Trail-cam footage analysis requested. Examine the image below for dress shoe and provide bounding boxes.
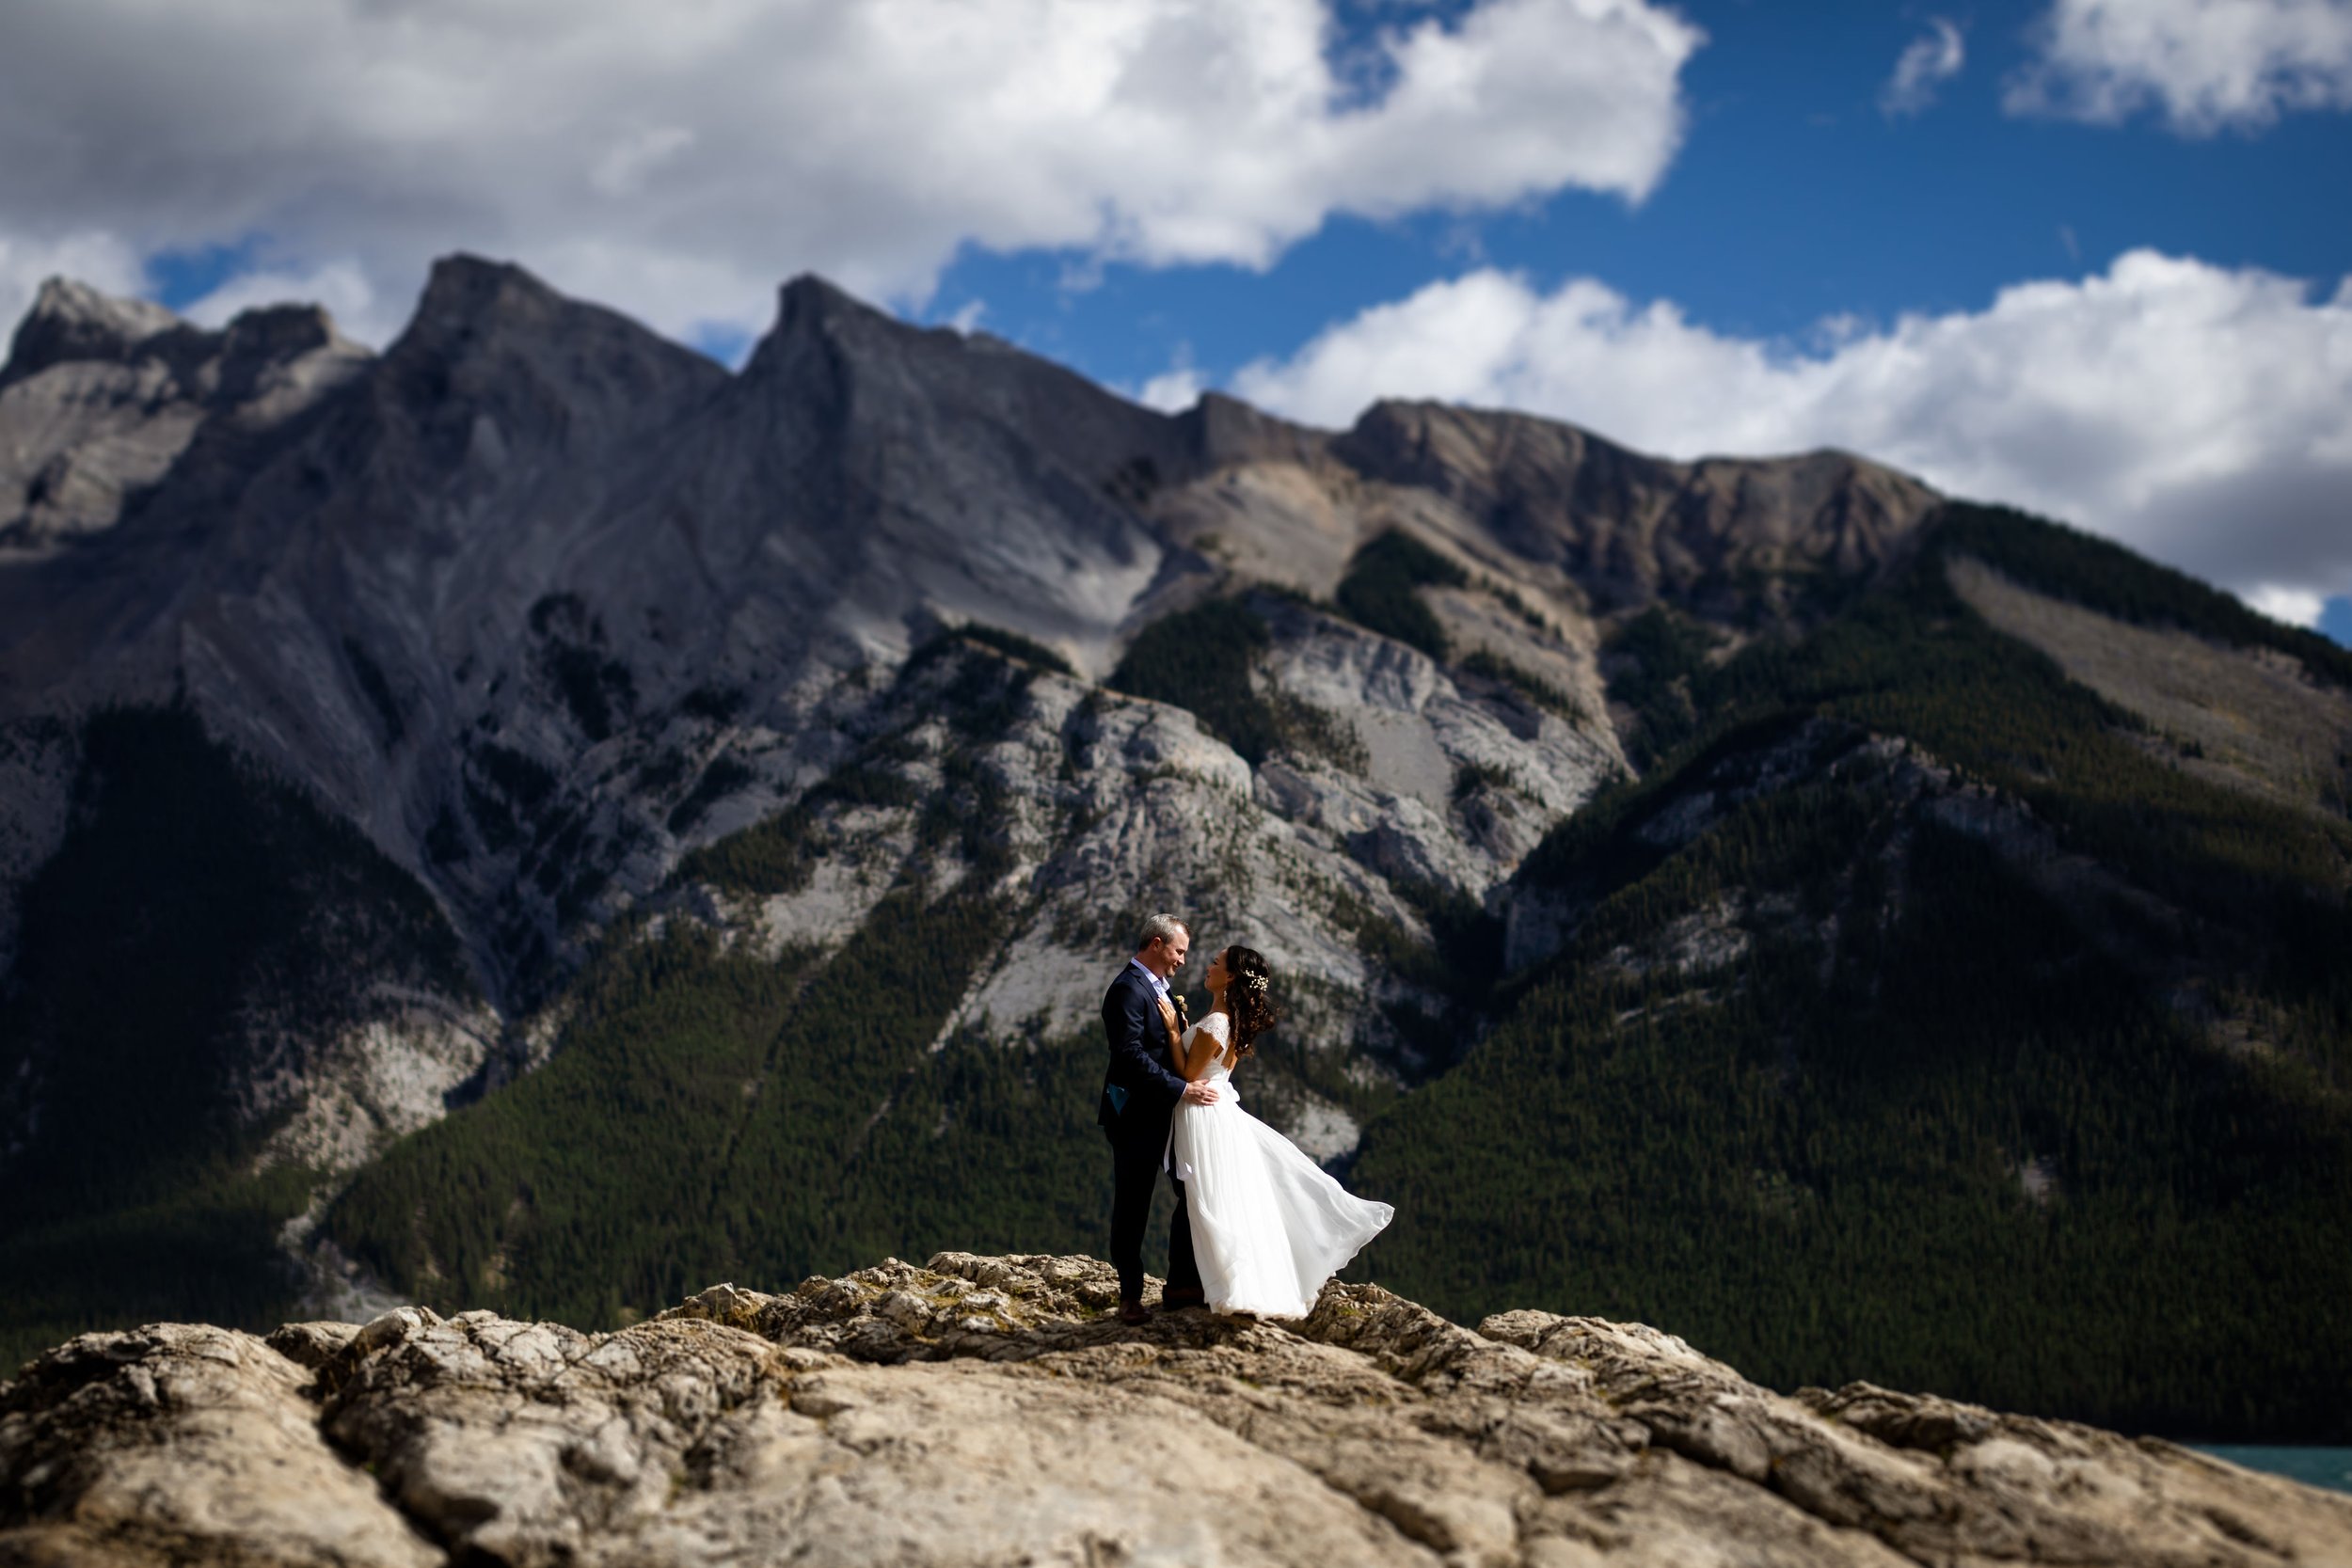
[1159,1287,1206,1309]
[1117,1298,1152,1325]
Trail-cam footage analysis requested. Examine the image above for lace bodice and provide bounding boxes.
[1183,1010,1236,1082]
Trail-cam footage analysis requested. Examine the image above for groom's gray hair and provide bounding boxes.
[1136,912,1189,951]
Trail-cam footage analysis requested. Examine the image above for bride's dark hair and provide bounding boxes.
[1224,944,1280,1057]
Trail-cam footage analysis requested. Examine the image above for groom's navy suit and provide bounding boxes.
[1099,961,1202,1304]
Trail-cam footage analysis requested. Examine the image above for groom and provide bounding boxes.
[1098,912,1222,1324]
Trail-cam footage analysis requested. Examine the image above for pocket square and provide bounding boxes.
[1104,1084,1128,1115]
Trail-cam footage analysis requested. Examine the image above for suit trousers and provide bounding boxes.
[1106,1124,1200,1303]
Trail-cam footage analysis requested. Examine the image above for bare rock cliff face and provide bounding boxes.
[1331,400,1938,611]
[2,1253,2344,1568]
[0,260,1939,1011]
[0,278,371,558]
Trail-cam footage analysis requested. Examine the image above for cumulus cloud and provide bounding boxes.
[2247,586,2329,626]
[0,0,1702,348]
[1881,18,1966,117]
[181,259,394,345]
[1137,359,1208,414]
[1225,250,2352,623]
[2007,0,2352,134]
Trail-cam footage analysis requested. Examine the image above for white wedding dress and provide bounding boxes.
[1166,1010,1394,1319]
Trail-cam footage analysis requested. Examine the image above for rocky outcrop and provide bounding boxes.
[2,1253,2344,1567]
[0,1322,440,1567]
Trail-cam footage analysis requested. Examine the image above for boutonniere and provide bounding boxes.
[1173,992,1191,1027]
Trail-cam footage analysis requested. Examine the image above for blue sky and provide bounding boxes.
[924,0,2352,642]
[5,0,2347,641]
[132,0,2352,384]
[918,1,2352,389]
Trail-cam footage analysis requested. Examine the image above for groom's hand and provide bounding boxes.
[1182,1080,1220,1106]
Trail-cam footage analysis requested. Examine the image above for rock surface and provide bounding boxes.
[0,277,369,556]
[3,1253,2344,1567]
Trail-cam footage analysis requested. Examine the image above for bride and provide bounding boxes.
[1166,943,1394,1319]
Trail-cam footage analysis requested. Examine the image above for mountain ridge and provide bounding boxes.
[0,254,1936,1006]
[1,258,2345,1440]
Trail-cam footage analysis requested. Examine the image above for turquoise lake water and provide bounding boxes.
[2191,1447,2352,1496]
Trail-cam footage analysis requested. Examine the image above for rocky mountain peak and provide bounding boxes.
[211,303,369,406]
[1,277,365,404]
[1175,388,1330,469]
[743,270,928,380]
[0,277,187,388]
[381,254,705,394]
[733,272,862,408]
[1336,397,1670,506]
[0,281,374,559]
[402,253,563,340]
[216,299,350,364]
[377,253,723,419]
[739,268,1197,496]
[772,270,871,335]
[358,254,728,489]
[1328,396,1938,614]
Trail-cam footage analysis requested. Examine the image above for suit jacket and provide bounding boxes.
[1098,964,1190,1150]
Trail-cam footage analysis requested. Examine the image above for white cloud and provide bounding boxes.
[1137,361,1207,413]
[2246,585,2328,627]
[0,0,1702,348]
[1226,250,2352,613]
[2007,0,2352,134]
[1881,18,1966,117]
[181,259,394,346]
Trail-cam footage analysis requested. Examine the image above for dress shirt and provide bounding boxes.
[1127,956,1171,1006]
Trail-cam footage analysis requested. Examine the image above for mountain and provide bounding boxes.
[1359,511,2352,1437]
[0,259,2345,1440]
[6,1253,2349,1568]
